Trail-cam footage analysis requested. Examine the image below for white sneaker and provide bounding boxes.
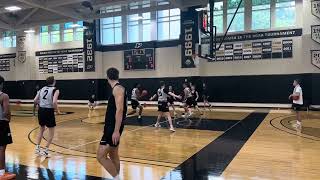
[292,123,302,129]
[169,127,176,132]
[41,149,50,158]
[155,123,161,128]
[35,147,41,155]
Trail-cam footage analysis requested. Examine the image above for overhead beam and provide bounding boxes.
[17,0,83,20]
[0,18,12,30]
[168,0,183,8]
[86,4,173,20]
[16,8,39,25]
[15,18,74,30]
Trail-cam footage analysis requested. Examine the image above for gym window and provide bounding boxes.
[252,0,271,30]
[100,5,123,45]
[227,0,245,32]
[2,31,16,48]
[157,8,181,41]
[63,21,84,42]
[64,22,74,42]
[50,24,60,43]
[214,1,224,34]
[40,26,49,45]
[127,1,152,43]
[275,0,296,28]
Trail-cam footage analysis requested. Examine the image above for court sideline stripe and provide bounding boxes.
[161,111,269,179]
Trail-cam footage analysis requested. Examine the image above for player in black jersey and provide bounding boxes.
[167,86,177,117]
[202,82,212,110]
[0,76,16,179]
[150,81,181,132]
[88,94,97,110]
[191,84,202,114]
[97,68,127,180]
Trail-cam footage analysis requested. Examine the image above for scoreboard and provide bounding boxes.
[124,47,155,70]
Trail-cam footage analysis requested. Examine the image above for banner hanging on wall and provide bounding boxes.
[311,50,320,69]
[311,25,320,44]
[181,8,198,68]
[83,21,95,72]
[312,0,320,19]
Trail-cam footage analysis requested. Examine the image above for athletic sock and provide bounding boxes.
[138,115,141,118]
[0,169,5,176]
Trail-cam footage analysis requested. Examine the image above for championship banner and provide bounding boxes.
[17,36,26,63]
[311,25,320,44]
[311,0,320,19]
[181,8,198,68]
[311,50,320,69]
[83,21,95,72]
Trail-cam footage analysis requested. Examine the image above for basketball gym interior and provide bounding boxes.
[0,0,319,179]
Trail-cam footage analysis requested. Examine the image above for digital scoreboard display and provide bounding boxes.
[124,48,155,70]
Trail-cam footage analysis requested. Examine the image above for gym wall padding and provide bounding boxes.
[4,73,319,105]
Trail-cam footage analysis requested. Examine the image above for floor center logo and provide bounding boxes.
[311,50,320,69]
[312,0,320,19]
[312,25,320,44]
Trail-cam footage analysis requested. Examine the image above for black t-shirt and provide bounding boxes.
[105,83,127,126]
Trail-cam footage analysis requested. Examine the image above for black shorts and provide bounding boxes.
[131,99,140,109]
[158,101,169,112]
[38,107,56,128]
[292,103,303,111]
[202,94,209,101]
[0,121,12,146]
[191,99,198,107]
[100,124,125,147]
[185,97,194,107]
[168,98,174,105]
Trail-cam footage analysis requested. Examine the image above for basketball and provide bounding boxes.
[141,90,148,96]
[292,95,299,101]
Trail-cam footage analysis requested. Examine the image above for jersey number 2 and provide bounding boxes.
[43,90,49,100]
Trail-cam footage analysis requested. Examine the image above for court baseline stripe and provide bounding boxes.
[161,111,269,179]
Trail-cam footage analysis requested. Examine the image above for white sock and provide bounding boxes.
[113,175,120,180]
[138,115,141,118]
[0,169,5,176]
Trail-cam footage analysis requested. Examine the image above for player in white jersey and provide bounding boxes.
[150,81,181,132]
[33,76,60,157]
[128,83,143,120]
[289,79,303,129]
[0,76,16,180]
[182,82,194,118]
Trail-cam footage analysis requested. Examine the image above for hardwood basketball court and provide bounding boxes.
[5,105,320,179]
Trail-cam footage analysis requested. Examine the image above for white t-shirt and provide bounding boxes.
[293,85,303,105]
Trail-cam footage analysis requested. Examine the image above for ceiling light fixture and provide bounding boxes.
[5,6,22,12]
[24,29,35,33]
[69,24,81,28]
